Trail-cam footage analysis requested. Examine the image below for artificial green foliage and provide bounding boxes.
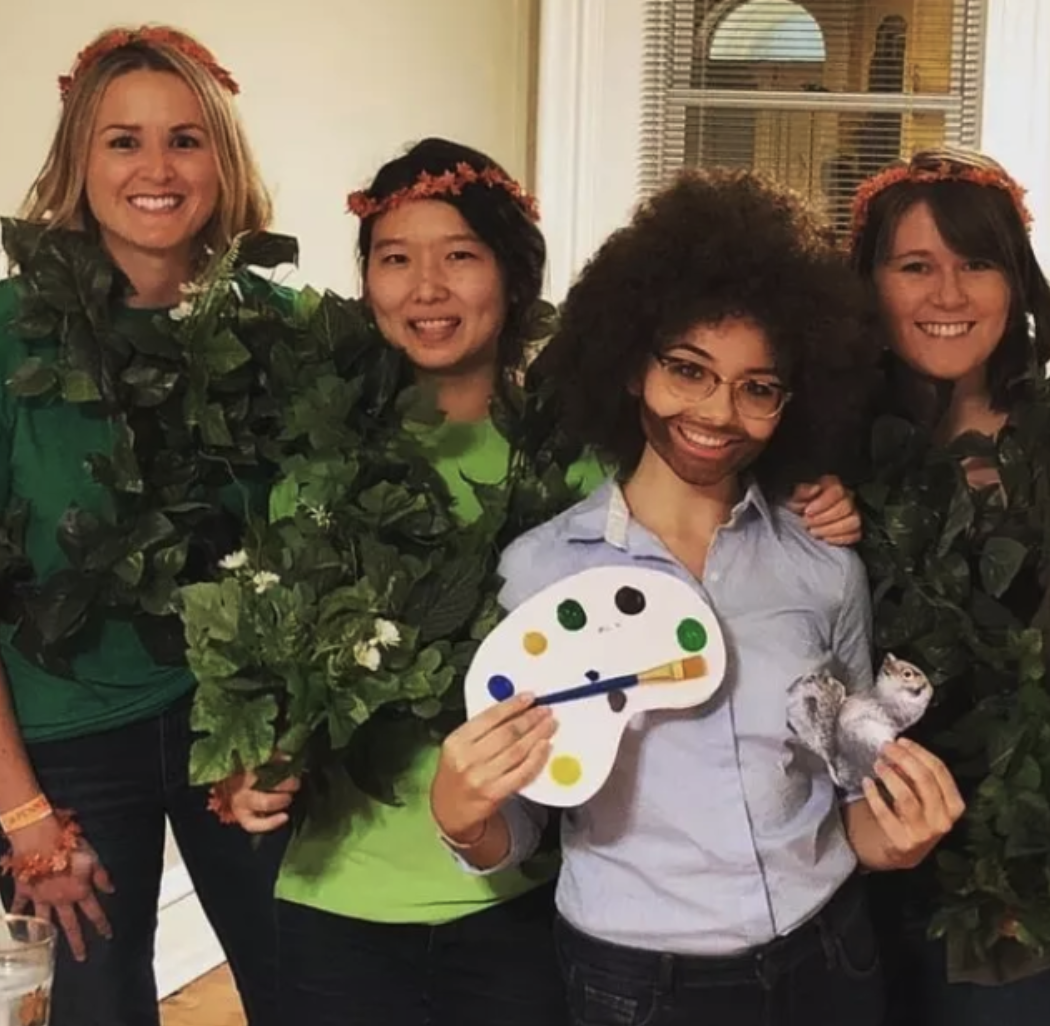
[0,219,298,674]
[180,284,583,801]
[860,383,1050,974]
[1,218,582,802]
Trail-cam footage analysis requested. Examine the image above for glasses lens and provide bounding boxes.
[735,382,785,419]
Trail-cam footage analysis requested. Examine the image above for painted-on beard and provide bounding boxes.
[639,401,767,489]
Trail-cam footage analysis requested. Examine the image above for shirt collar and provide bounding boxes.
[564,477,778,551]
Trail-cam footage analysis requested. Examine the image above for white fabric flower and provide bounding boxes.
[219,549,249,571]
[353,641,381,672]
[252,571,280,594]
[169,299,194,322]
[373,619,401,648]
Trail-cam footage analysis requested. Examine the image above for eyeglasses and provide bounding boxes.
[652,354,791,420]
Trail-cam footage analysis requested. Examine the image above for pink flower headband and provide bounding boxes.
[852,147,1032,242]
[347,162,540,222]
[59,26,239,102]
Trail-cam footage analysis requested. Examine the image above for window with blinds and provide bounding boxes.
[640,0,986,234]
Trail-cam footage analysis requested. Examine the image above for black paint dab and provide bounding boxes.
[614,586,646,616]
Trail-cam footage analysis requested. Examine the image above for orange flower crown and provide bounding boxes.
[58,26,239,102]
[347,162,540,223]
[851,147,1033,242]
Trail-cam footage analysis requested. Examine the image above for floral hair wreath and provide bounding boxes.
[58,26,240,102]
[851,146,1033,242]
[347,162,541,223]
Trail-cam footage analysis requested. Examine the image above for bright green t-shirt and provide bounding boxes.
[0,275,285,743]
[276,417,605,924]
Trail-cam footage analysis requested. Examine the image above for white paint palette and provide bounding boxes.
[465,566,727,806]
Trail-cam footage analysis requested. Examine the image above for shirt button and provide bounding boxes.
[708,571,720,582]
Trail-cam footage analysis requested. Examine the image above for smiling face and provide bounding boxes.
[638,316,785,490]
[85,69,219,278]
[363,199,507,376]
[874,201,1011,386]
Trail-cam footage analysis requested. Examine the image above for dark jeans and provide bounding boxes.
[277,882,569,1025]
[878,918,1050,1026]
[554,876,885,1026]
[0,692,287,1026]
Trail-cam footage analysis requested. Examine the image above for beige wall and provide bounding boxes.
[0,0,537,293]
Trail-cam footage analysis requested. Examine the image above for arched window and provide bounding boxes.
[709,0,826,63]
[642,0,986,239]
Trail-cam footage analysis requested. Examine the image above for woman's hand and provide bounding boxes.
[8,816,114,962]
[787,475,862,546]
[431,694,555,848]
[845,738,965,871]
[225,768,301,834]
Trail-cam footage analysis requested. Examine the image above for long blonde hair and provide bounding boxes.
[20,26,272,255]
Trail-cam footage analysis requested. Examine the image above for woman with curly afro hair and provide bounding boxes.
[431,169,963,1026]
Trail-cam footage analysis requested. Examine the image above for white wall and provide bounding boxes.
[0,0,537,293]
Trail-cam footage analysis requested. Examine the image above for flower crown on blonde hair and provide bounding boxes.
[58,26,240,102]
[851,146,1033,242]
[346,162,540,223]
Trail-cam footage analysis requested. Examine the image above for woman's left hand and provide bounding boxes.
[849,739,966,871]
[787,474,861,546]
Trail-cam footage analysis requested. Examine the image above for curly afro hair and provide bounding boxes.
[532,168,882,498]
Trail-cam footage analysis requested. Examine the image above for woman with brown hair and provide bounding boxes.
[851,148,1050,1025]
[0,26,284,1026]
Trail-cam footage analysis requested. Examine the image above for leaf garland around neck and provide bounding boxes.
[181,296,590,809]
[0,218,300,675]
[858,365,1050,975]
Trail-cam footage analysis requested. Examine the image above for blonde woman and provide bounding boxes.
[0,26,284,1026]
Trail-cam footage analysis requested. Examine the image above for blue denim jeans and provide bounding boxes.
[277,882,569,1025]
[554,875,885,1026]
[1,692,287,1026]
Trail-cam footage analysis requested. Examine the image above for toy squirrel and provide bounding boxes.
[787,653,933,794]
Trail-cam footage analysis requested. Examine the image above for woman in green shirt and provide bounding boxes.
[0,26,285,1026]
[226,138,865,1026]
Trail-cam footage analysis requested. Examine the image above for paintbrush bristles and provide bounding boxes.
[638,655,706,684]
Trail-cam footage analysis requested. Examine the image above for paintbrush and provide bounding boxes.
[534,655,707,707]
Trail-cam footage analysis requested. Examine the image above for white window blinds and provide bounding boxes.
[640,0,987,233]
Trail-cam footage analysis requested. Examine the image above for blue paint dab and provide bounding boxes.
[488,675,515,701]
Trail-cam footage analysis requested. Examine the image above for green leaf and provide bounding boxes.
[404,557,487,642]
[60,368,102,403]
[237,232,299,271]
[938,480,974,555]
[121,364,179,407]
[979,537,1027,598]
[188,690,278,783]
[181,580,242,644]
[113,550,145,587]
[153,538,189,577]
[28,569,99,645]
[7,357,58,397]
[268,476,300,523]
[199,329,251,377]
[200,403,234,447]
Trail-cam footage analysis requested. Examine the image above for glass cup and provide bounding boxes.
[0,916,55,1026]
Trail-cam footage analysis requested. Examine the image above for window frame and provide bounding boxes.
[536,0,1050,295]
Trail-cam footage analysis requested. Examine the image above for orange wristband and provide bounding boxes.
[0,795,54,835]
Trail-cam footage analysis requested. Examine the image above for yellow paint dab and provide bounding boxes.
[523,631,548,656]
[550,754,583,787]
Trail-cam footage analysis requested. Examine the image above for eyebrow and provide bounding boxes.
[886,249,935,261]
[372,232,482,252]
[664,343,779,377]
[99,122,207,134]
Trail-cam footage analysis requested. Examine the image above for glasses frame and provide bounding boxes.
[651,353,792,420]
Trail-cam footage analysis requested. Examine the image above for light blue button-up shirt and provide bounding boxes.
[486,480,872,956]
